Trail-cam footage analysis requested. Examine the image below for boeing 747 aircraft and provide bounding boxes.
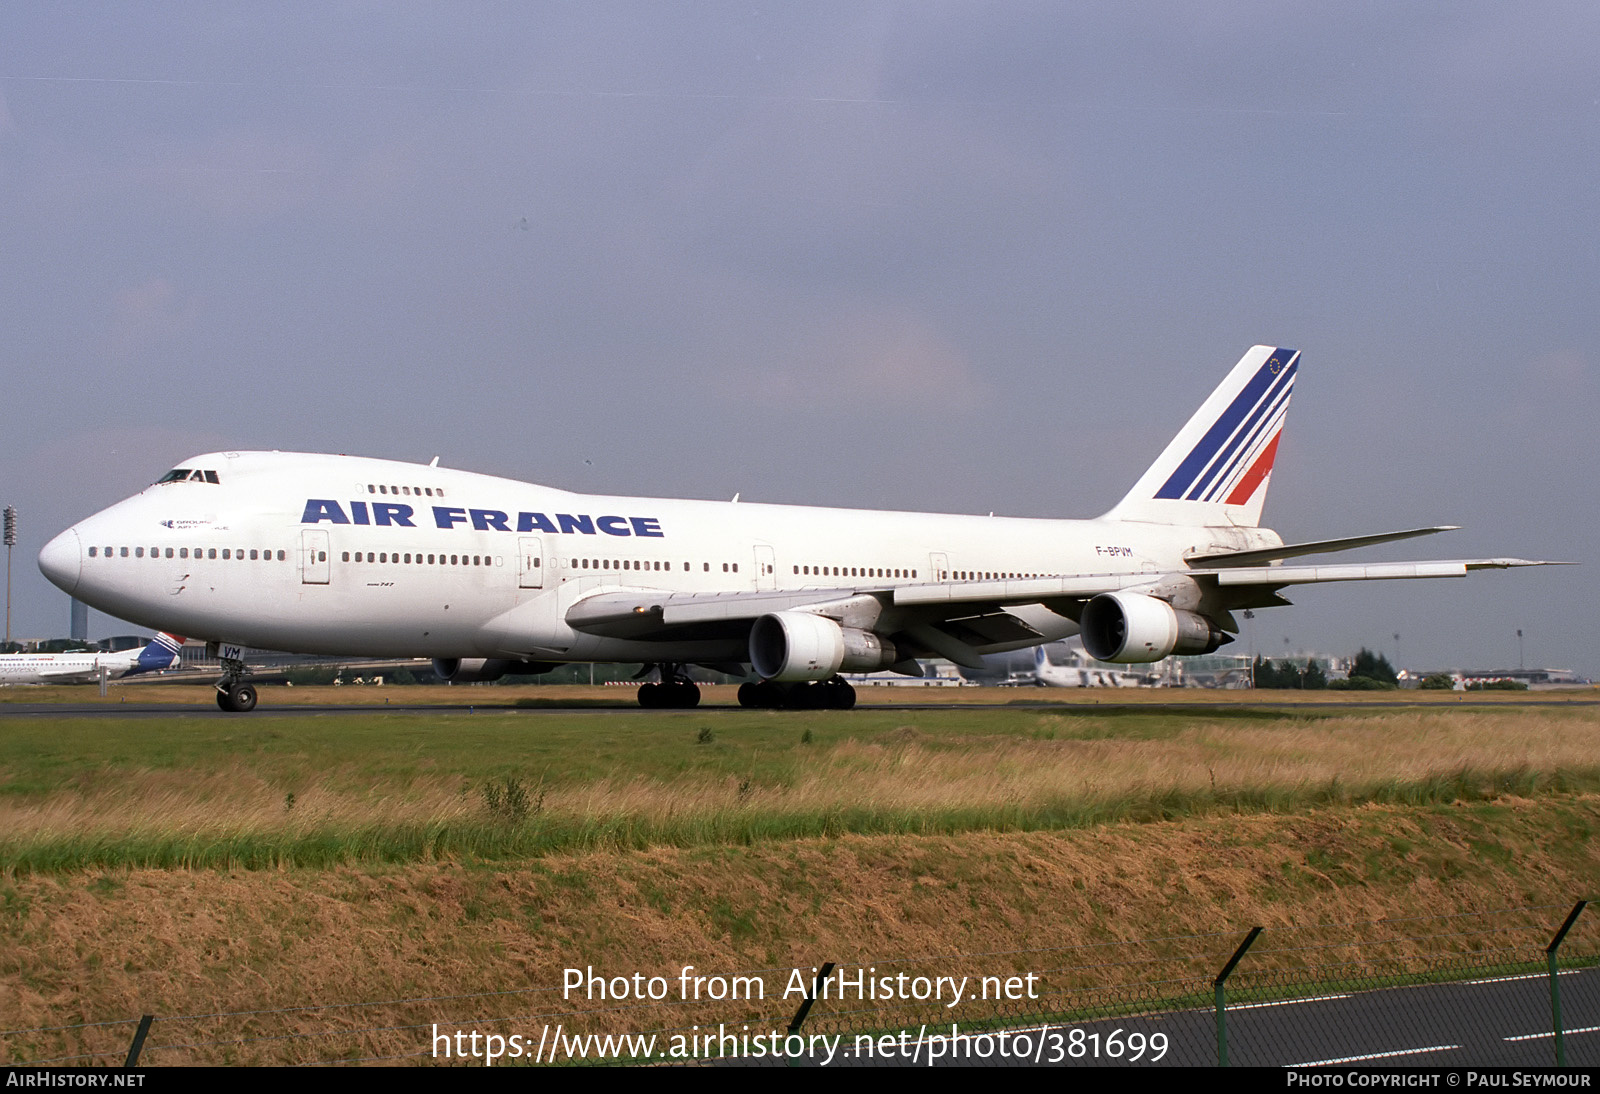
[38,346,1554,712]
[0,632,185,685]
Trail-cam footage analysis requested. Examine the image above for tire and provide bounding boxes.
[229,683,258,713]
[216,688,235,712]
[831,681,857,711]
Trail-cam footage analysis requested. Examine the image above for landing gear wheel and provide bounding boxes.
[217,683,258,713]
[638,681,702,709]
[829,680,857,710]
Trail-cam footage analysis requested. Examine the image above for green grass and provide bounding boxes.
[2,706,1597,873]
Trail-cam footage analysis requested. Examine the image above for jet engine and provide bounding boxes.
[748,612,899,682]
[1078,592,1228,663]
[432,658,563,683]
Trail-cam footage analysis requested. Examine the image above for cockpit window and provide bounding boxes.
[155,468,220,485]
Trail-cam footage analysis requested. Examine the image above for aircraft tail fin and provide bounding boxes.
[128,632,186,676]
[1104,345,1298,528]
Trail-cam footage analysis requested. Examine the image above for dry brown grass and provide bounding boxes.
[3,797,1598,1065]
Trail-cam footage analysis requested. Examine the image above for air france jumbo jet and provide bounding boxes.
[0,632,185,685]
[38,346,1554,712]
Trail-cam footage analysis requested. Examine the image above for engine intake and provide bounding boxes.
[1079,592,1227,663]
[748,612,899,682]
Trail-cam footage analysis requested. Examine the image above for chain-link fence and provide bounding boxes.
[4,901,1594,1066]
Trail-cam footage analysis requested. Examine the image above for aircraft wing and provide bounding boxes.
[28,665,101,683]
[564,556,1565,669]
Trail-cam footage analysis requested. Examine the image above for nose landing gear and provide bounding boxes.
[215,652,258,712]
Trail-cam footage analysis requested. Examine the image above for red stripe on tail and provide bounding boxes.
[1225,432,1281,506]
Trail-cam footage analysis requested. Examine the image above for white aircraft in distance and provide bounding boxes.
[1032,643,1146,689]
[0,632,185,685]
[38,345,1556,713]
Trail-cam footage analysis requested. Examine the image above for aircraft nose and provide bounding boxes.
[38,527,82,596]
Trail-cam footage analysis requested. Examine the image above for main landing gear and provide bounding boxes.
[637,663,701,709]
[738,678,856,710]
[215,654,258,713]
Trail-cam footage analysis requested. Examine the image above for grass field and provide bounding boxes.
[2,697,1597,872]
[2,690,1598,1064]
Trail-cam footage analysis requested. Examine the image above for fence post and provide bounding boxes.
[1546,901,1587,1067]
[123,1014,154,1067]
[1214,927,1262,1067]
[784,962,836,1067]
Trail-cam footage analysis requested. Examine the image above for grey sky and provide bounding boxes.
[2,3,1595,673]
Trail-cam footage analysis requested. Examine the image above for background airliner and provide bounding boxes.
[0,632,185,686]
[37,346,1554,712]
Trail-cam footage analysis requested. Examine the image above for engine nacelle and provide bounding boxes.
[1079,592,1227,663]
[748,612,899,682]
[432,658,563,683]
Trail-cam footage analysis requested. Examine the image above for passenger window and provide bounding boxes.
[222,549,229,560]
[318,551,326,562]
[208,549,217,559]
[89,547,97,557]
[342,552,350,562]
[249,550,258,560]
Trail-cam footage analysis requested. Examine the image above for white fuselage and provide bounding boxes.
[0,648,144,685]
[41,451,1279,664]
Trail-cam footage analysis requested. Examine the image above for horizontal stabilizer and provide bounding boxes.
[1186,526,1459,568]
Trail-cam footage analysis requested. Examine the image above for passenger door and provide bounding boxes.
[518,537,545,589]
[301,530,330,585]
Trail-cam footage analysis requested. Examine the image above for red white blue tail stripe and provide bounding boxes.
[1154,348,1297,505]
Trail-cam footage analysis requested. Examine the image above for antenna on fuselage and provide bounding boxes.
[429,457,440,467]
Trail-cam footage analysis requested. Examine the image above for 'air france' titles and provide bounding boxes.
[301,500,663,537]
